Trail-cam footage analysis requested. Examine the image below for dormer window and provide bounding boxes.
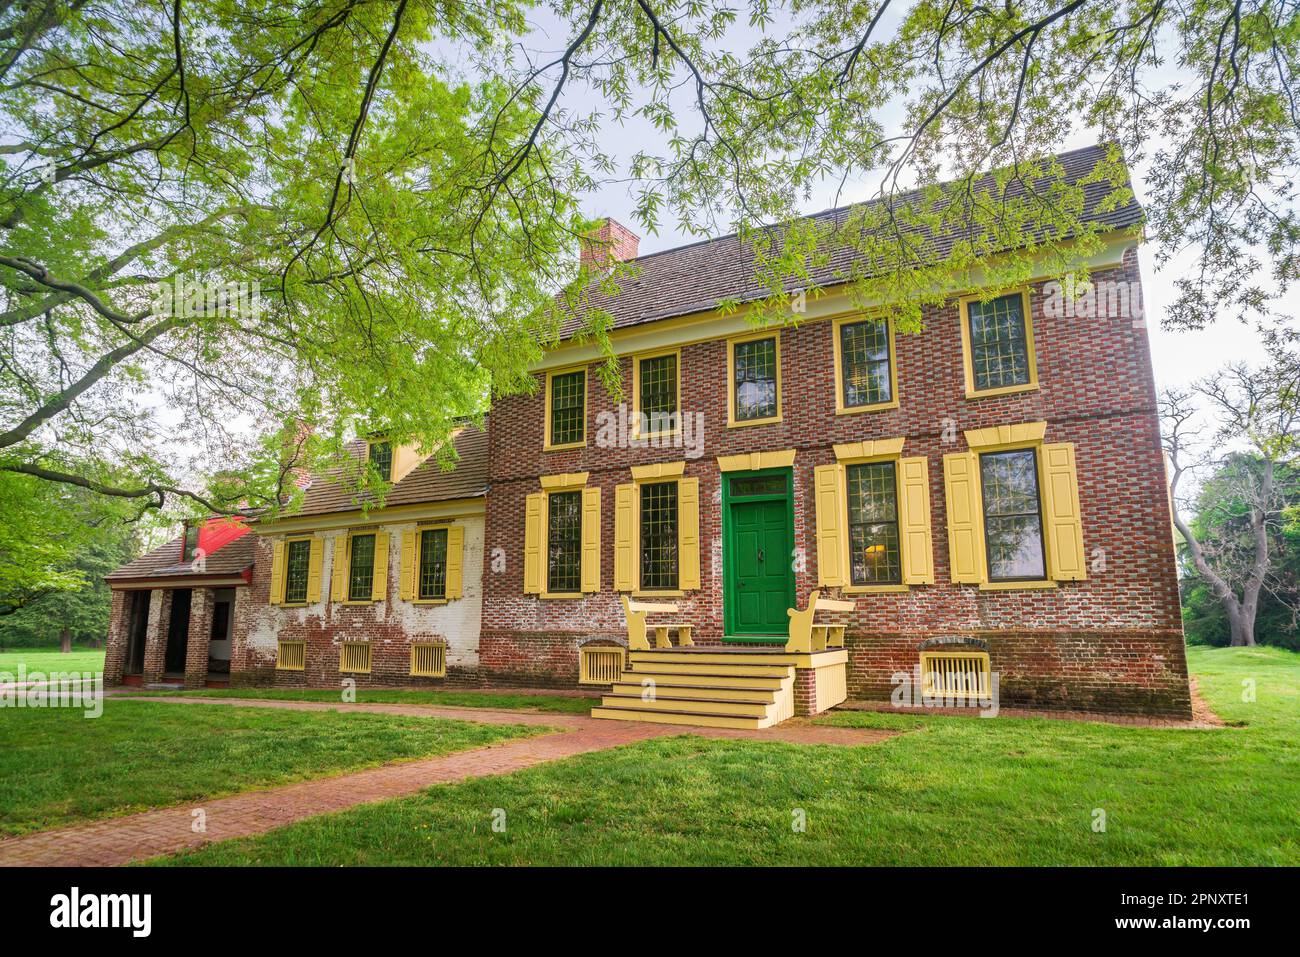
[369,440,393,482]
[181,522,199,563]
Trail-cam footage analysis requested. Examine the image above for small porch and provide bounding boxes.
[589,591,851,729]
[590,644,849,730]
[108,585,242,689]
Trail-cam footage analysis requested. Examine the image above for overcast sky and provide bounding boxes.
[507,7,1284,395]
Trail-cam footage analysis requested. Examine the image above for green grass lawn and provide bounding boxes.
[0,645,106,678]
[0,699,545,836]
[132,687,595,714]
[154,646,1299,866]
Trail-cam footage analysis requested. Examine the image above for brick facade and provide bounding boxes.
[102,239,1189,718]
[230,521,486,689]
[480,248,1191,717]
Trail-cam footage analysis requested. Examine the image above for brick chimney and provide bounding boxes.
[581,217,640,270]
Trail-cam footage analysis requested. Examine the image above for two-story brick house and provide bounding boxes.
[104,144,1189,725]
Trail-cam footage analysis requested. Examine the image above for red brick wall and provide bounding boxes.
[103,589,129,685]
[482,248,1190,716]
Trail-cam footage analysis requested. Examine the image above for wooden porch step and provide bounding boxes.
[618,669,787,690]
[599,694,771,718]
[627,660,793,678]
[629,650,794,667]
[589,706,770,730]
[609,681,780,702]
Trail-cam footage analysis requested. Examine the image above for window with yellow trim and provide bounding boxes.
[614,464,700,593]
[632,349,680,437]
[846,460,902,585]
[979,448,1047,582]
[834,316,898,412]
[417,527,449,600]
[959,289,1038,397]
[368,439,393,481]
[942,423,1086,587]
[544,367,587,449]
[282,537,313,603]
[523,477,600,597]
[546,490,583,593]
[813,442,934,590]
[270,534,322,606]
[727,332,781,426]
[347,532,377,600]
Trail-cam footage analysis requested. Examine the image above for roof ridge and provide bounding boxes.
[616,143,1117,266]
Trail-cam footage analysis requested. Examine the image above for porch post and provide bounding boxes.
[140,588,172,685]
[102,589,129,685]
[183,587,215,689]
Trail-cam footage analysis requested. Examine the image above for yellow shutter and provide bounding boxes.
[898,457,935,584]
[814,464,845,587]
[613,483,636,591]
[399,531,417,601]
[679,476,700,590]
[306,536,324,602]
[371,532,390,601]
[1042,442,1087,580]
[446,525,465,599]
[581,486,601,593]
[331,535,349,601]
[943,452,985,583]
[269,541,286,604]
[523,492,544,594]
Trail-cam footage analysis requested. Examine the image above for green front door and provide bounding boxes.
[724,470,795,640]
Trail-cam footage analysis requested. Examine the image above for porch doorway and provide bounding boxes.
[164,589,192,675]
[207,589,234,676]
[123,590,149,675]
[722,468,795,642]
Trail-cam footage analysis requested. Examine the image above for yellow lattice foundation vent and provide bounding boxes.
[276,640,306,671]
[920,651,991,699]
[339,641,372,675]
[579,646,625,685]
[410,643,447,678]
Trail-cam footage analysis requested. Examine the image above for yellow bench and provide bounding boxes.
[785,590,855,653]
[620,595,695,651]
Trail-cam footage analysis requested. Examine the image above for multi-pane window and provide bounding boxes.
[967,292,1032,391]
[418,528,448,600]
[979,449,1046,581]
[640,481,679,590]
[181,522,199,563]
[549,370,586,446]
[846,462,901,585]
[283,538,312,603]
[546,491,583,593]
[733,336,778,422]
[369,441,393,481]
[348,533,377,601]
[638,353,678,434]
[839,319,893,408]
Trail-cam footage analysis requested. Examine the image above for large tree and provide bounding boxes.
[1162,356,1300,646]
[1,0,1296,523]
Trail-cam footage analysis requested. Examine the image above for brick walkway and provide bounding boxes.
[0,721,672,867]
[0,696,895,867]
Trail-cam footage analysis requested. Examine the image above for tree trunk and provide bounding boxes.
[1229,615,1257,647]
[59,627,71,653]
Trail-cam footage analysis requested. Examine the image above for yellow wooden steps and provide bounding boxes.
[626,660,792,678]
[609,681,780,701]
[628,650,796,667]
[591,648,797,728]
[598,694,772,717]
[618,670,786,690]
[589,707,767,729]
